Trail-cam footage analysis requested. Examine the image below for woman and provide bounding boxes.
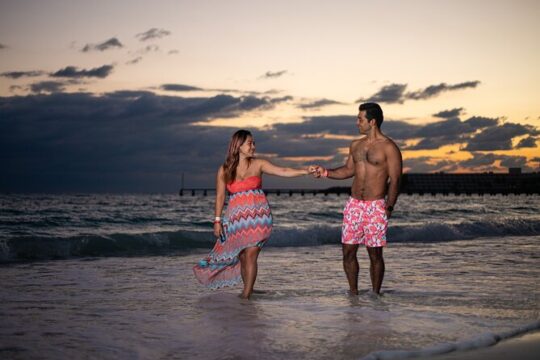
[193,129,314,299]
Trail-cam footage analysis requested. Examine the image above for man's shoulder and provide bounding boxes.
[351,137,367,147]
[381,136,401,153]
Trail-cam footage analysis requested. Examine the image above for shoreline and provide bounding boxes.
[361,321,540,360]
[423,330,540,360]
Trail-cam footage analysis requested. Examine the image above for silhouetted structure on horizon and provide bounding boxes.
[179,170,540,196]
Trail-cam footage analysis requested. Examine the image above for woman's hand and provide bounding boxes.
[213,222,223,238]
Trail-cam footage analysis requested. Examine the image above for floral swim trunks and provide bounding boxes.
[341,197,387,247]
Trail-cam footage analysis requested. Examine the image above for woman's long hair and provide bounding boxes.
[223,130,252,184]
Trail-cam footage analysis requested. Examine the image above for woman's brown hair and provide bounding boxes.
[222,130,252,184]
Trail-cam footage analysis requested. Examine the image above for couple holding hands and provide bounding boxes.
[193,103,402,299]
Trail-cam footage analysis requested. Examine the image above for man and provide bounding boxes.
[313,102,402,295]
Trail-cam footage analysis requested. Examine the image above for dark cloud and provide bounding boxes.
[168,50,179,55]
[358,83,407,104]
[0,43,6,49]
[161,84,203,92]
[464,122,538,151]
[30,81,68,93]
[516,136,537,148]
[463,116,498,129]
[82,38,123,52]
[407,81,480,100]
[500,155,528,168]
[0,91,328,192]
[273,116,356,135]
[136,28,171,41]
[1,90,537,192]
[298,98,345,110]
[407,116,500,150]
[403,157,456,173]
[433,108,464,119]
[359,81,480,104]
[459,153,497,167]
[261,70,287,79]
[1,70,45,79]
[126,57,143,65]
[51,65,114,79]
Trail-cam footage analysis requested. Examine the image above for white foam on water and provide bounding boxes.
[359,321,540,360]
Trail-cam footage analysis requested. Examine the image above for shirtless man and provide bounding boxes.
[314,103,402,295]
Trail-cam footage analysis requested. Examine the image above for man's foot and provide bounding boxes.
[348,289,359,296]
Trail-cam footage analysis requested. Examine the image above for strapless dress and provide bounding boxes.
[193,176,273,289]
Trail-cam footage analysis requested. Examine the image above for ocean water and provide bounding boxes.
[0,193,539,359]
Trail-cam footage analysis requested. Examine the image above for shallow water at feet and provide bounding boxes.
[1,236,538,359]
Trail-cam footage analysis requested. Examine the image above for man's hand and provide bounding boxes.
[311,165,327,178]
[307,165,318,175]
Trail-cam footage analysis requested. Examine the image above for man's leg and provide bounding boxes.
[342,244,360,295]
[366,246,384,294]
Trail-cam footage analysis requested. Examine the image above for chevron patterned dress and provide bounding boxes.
[193,176,273,289]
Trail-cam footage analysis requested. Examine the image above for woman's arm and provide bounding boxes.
[259,159,313,177]
[214,166,226,237]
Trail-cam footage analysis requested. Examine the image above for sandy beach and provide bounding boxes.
[423,331,540,360]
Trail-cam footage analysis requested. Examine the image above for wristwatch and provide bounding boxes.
[386,205,394,212]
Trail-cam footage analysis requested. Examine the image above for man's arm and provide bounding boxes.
[323,143,355,180]
[385,142,402,217]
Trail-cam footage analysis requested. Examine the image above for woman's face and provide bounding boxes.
[238,135,255,158]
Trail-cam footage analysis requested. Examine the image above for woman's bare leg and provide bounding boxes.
[239,246,261,299]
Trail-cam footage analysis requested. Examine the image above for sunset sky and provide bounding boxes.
[1,0,539,192]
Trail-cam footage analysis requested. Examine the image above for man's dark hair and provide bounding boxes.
[359,102,383,128]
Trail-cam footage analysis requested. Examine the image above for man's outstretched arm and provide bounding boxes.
[316,143,355,180]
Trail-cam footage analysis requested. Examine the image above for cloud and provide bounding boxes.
[516,136,537,148]
[407,116,500,150]
[1,70,46,79]
[1,90,537,192]
[407,81,480,100]
[0,91,326,192]
[359,81,480,104]
[136,28,171,41]
[126,57,143,65]
[30,81,68,93]
[403,157,456,173]
[464,122,538,151]
[459,153,497,167]
[433,108,464,119]
[0,43,7,49]
[168,50,179,55]
[298,98,345,110]
[82,37,123,52]
[134,45,160,55]
[160,84,203,92]
[499,155,527,168]
[358,83,407,104]
[261,70,287,79]
[51,65,114,79]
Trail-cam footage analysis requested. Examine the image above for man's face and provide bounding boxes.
[357,110,372,134]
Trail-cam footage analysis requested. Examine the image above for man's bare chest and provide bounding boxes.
[352,144,386,167]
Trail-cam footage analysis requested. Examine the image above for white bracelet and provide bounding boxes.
[214,216,221,222]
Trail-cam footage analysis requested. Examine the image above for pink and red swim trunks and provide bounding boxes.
[342,197,388,247]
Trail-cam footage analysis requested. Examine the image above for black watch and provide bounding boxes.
[386,205,394,212]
